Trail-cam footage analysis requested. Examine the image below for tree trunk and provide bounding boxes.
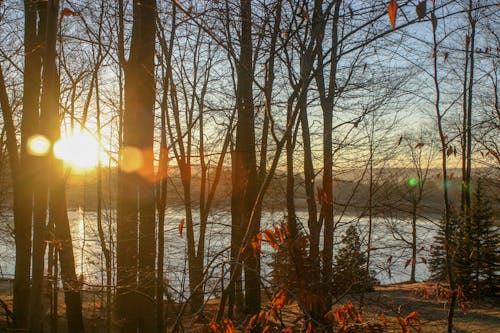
[0,63,32,332]
[116,0,157,332]
[39,1,85,332]
[29,3,48,332]
[238,0,260,316]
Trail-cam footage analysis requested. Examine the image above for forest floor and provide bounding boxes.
[0,280,498,332]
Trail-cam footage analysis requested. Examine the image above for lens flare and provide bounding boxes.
[27,135,51,156]
[408,177,418,187]
[120,146,143,173]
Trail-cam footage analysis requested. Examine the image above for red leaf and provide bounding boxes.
[421,257,427,264]
[415,143,424,148]
[178,219,185,237]
[388,0,398,28]
[416,2,426,19]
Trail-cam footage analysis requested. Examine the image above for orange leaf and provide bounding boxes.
[251,234,263,256]
[274,225,284,243]
[404,258,411,269]
[209,321,218,333]
[263,229,279,250]
[388,0,398,29]
[415,143,424,148]
[405,311,419,321]
[283,328,294,333]
[224,319,234,333]
[61,8,79,17]
[416,1,426,19]
[397,316,410,333]
[381,313,388,328]
[178,219,185,236]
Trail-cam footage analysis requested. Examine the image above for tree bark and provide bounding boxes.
[116,0,157,332]
[39,1,85,332]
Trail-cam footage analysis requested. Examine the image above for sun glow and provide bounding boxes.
[54,132,101,169]
[27,135,51,156]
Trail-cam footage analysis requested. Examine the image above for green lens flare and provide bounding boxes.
[408,178,418,187]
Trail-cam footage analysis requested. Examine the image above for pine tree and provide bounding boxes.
[430,182,499,297]
[332,226,378,295]
[467,182,499,296]
[429,213,460,282]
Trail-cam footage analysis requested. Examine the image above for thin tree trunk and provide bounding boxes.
[410,201,418,282]
[431,4,455,332]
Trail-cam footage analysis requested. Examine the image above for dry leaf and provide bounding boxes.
[388,0,398,29]
[416,1,426,19]
[263,229,279,250]
[178,219,185,236]
[61,8,79,17]
[431,12,437,31]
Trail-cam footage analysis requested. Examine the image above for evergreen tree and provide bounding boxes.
[332,226,378,295]
[429,213,460,282]
[430,182,499,297]
[462,181,499,296]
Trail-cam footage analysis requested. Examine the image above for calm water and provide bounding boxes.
[0,208,436,300]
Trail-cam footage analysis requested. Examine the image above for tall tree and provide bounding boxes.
[116,0,157,332]
[233,0,260,315]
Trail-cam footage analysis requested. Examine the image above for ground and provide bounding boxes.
[0,280,498,332]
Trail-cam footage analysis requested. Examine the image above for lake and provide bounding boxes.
[0,207,436,300]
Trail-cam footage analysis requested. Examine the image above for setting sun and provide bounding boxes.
[54,132,100,169]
